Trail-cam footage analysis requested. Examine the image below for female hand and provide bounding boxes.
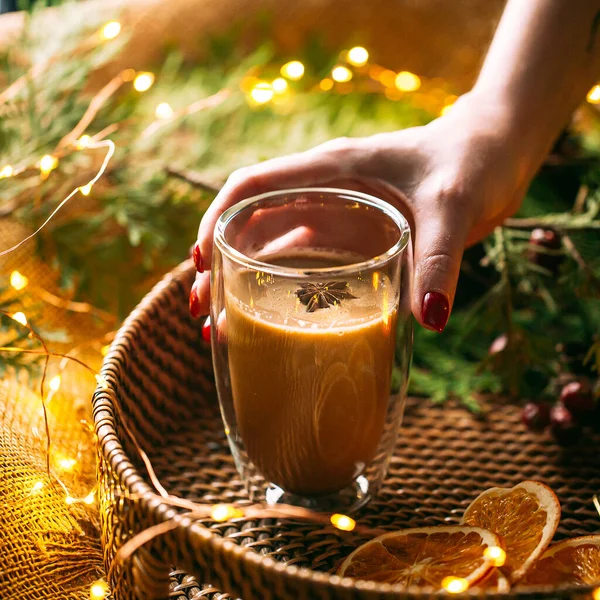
[190,90,533,332]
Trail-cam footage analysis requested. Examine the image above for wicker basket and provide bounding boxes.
[93,261,600,600]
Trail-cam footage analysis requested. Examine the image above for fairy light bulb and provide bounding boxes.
[271,78,288,93]
[484,545,506,567]
[58,457,77,471]
[379,69,396,88]
[155,102,174,119]
[346,46,369,67]
[101,21,121,40]
[441,576,469,594]
[395,71,421,92]
[101,345,110,357]
[40,155,58,176]
[31,481,44,493]
[121,68,136,82]
[12,312,27,326]
[49,375,61,392]
[83,490,96,505]
[332,66,353,83]
[133,72,155,92]
[280,61,305,81]
[80,183,93,196]
[0,165,14,178]
[593,587,600,600]
[250,83,274,104]
[587,85,600,104]
[90,579,109,599]
[319,78,334,91]
[330,514,356,532]
[65,495,76,505]
[10,270,28,290]
[76,135,91,149]
[211,504,244,522]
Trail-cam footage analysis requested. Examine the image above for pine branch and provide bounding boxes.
[165,167,222,194]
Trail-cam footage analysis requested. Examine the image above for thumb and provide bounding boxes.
[411,208,470,333]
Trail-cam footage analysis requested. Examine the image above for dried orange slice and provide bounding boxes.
[337,526,503,589]
[519,535,600,586]
[474,568,511,592]
[461,481,560,583]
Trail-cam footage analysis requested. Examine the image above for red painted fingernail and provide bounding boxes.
[192,242,204,273]
[422,291,449,333]
[201,315,211,343]
[189,283,201,318]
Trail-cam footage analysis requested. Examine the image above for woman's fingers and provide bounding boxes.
[195,134,418,269]
[411,187,474,333]
[189,271,211,318]
[197,148,346,267]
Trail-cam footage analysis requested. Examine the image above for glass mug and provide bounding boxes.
[210,188,412,512]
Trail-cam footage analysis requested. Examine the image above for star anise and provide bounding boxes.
[295,281,357,312]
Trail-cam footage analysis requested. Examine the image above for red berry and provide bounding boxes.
[201,316,211,343]
[550,404,580,445]
[560,380,596,419]
[521,402,551,431]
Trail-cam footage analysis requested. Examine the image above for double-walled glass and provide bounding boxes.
[211,188,412,512]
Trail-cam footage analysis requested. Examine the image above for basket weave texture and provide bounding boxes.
[93,261,600,600]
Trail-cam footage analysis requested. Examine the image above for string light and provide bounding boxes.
[79,183,93,196]
[133,72,155,92]
[90,579,109,599]
[441,576,469,594]
[12,312,27,326]
[0,165,14,178]
[49,375,61,392]
[121,68,136,82]
[346,46,369,67]
[379,69,396,88]
[332,66,353,83]
[57,457,77,471]
[319,78,334,91]
[39,154,58,177]
[250,82,274,104]
[395,71,421,92]
[83,490,95,505]
[31,481,44,494]
[211,504,244,522]
[271,78,288,93]
[76,135,91,149]
[65,495,76,505]
[483,545,506,567]
[155,102,174,119]
[280,60,305,81]
[587,85,600,104]
[100,21,121,41]
[330,513,356,532]
[10,270,28,290]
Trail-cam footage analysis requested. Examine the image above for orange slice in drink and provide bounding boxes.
[519,535,600,586]
[461,481,560,583]
[337,526,503,589]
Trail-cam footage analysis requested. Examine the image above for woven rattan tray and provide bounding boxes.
[93,260,600,600]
